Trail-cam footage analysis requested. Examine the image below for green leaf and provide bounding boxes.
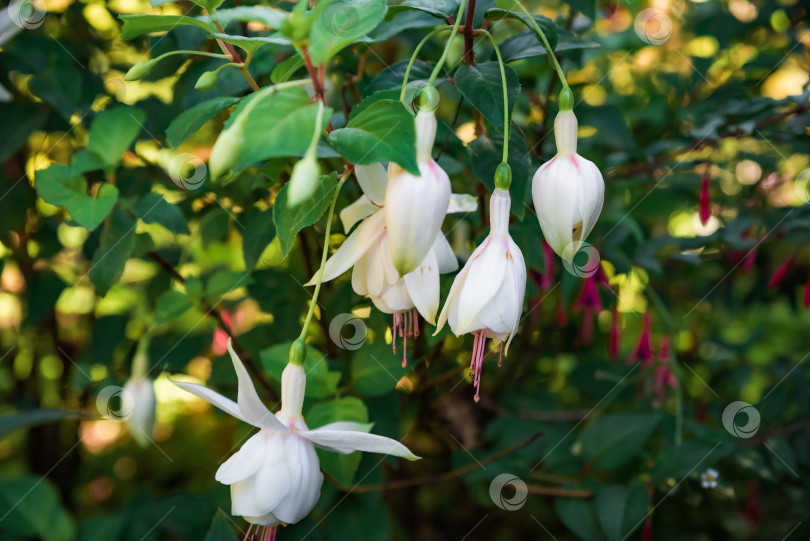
[0,410,84,439]
[650,441,729,484]
[166,97,240,148]
[555,487,604,541]
[273,171,338,259]
[500,30,600,63]
[0,475,75,541]
[260,342,341,398]
[155,290,193,323]
[578,413,659,470]
[206,269,252,297]
[306,397,369,486]
[208,32,290,54]
[35,166,118,230]
[386,0,459,19]
[596,483,650,541]
[485,7,558,52]
[308,0,387,64]
[35,165,85,207]
[89,209,137,296]
[220,88,327,177]
[191,0,225,13]
[132,192,190,234]
[242,209,275,273]
[0,103,48,163]
[328,99,418,174]
[69,184,119,231]
[271,55,305,84]
[201,6,287,29]
[203,510,238,541]
[86,107,145,168]
[71,149,109,175]
[351,341,408,397]
[119,14,213,40]
[453,62,520,134]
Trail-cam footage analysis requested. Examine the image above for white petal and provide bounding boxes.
[355,163,388,206]
[272,435,323,524]
[215,431,266,484]
[404,248,440,324]
[306,421,373,454]
[384,160,451,276]
[504,239,527,354]
[306,210,386,286]
[340,196,378,233]
[242,510,279,526]
[455,237,507,332]
[227,340,285,431]
[171,379,246,424]
[435,256,473,334]
[575,156,605,246]
[448,193,478,213]
[432,234,458,274]
[230,433,291,518]
[299,429,420,461]
[378,280,414,312]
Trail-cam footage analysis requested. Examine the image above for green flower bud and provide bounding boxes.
[209,124,245,181]
[195,70,219,92]
[559,87,574,111]
[494,162,512,190]
[287,152,321,207]
[124,59,157,82]
[288,338,307,366]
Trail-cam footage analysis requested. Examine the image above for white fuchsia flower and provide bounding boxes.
[123,374,156,448]
[531,100,604,263]
[173,340,418,533]
[309,163,475,365]
[384,109,452,276]
[436,186,527,402]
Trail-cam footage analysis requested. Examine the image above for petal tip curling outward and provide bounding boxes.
[226,339,286,431]
[300,428,421,461]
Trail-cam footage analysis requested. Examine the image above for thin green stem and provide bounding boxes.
[477,29,510,163]
[513,1,570,93]
[307,101,325,152]
[299,174,349,341]
[155,50,230,61]
[427,0,468,85]
[399,26,453,102]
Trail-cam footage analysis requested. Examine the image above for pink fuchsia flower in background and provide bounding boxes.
[628,312,654,365]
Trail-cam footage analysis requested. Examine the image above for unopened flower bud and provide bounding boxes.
[287,152,321,207]
[195,70,219,91]
[124,59,158,81]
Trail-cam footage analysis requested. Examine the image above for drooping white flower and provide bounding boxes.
[436,188,527,402]
[384,110,452,275]
[123,374,156,448]
[531,108,604,262]
[173,341,418,529]
[308,163,475,364]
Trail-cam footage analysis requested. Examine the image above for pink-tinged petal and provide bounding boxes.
[455,237,507,332]
[355,163,388,206]
[227,340,285,431]
[299,429,420,460]
[404,248,440,325]
[306,210,386,286]
[171,379,246,423]
[215,431,266,484]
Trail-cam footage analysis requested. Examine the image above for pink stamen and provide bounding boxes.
[244,525,254,541]
[498,343,503,368]
[470,330,487,402]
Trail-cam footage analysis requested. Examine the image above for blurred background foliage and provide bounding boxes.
[0,0,809,539]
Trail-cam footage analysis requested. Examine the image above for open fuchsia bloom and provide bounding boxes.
[531,105,605,262]
[173,341,418,535]
[309,162,476,365]
[436,187,527,402]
